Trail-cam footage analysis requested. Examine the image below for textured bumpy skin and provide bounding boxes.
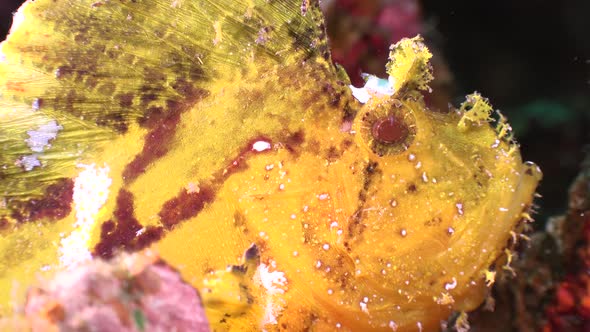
[0,0,541,331]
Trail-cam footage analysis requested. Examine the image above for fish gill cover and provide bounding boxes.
[0,0,541,331]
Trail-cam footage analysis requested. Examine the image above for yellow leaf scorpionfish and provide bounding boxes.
[0,0,541,330]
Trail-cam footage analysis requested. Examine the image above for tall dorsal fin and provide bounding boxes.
[0,0,336,208]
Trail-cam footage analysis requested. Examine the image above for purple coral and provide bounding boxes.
[24,252,210,332]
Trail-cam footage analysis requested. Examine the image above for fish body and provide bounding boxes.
[0,0,540,331]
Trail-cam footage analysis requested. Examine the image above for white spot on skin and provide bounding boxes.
[135,228,145,236]
[256,263,287,295]
[254,262,288,326]
[444,277,457,290]
[32,99,41,111]
[389,321,398,331]
[447,227,455,235]
[212,21,223,46]
[360,301,368,313]
[186,182,200,193]
[322,243,330,251]
[318,193,330,200]
[252,140,271,152]
[25,120,63,153]
[455,203,464,215]
[59,164,112,268]
[340,119,353,133]
[16,154,41,171]
[421,172,428,183]
[499,207,509,212]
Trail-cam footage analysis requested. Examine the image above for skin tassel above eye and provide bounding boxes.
[0,1,540,331]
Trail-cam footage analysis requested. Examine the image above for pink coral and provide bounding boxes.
[24,252,209,332]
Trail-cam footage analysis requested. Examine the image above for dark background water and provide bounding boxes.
[1,0,589,223]
[421,0,590,221]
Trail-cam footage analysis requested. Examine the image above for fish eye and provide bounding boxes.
[372,115,408,144]
[357,100,416,157]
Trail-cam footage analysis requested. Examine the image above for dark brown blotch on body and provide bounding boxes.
[96,112,128,133]
[424,216,443,227]
[283,130,305,156]
[94,189,164,259]
[321,82,344,107]
[117,93,134,108]
[0,218,10,232]
[10,178,74,223]
[98,128,303,257]
[123,87,209,183]
[159,186,215,230]
[346,162,381,243]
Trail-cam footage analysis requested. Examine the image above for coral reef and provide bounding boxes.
[543,154,590,331]
[2,251,210,331]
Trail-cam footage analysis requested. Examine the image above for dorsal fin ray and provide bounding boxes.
[0,0,337,210]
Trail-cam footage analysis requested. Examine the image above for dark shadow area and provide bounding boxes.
[421,0,590,220]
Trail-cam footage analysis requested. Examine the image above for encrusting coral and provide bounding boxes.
[24,251,210,332]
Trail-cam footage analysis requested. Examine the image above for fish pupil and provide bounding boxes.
[372,115,408,144]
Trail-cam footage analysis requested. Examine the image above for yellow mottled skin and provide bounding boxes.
[0,0,540,331]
